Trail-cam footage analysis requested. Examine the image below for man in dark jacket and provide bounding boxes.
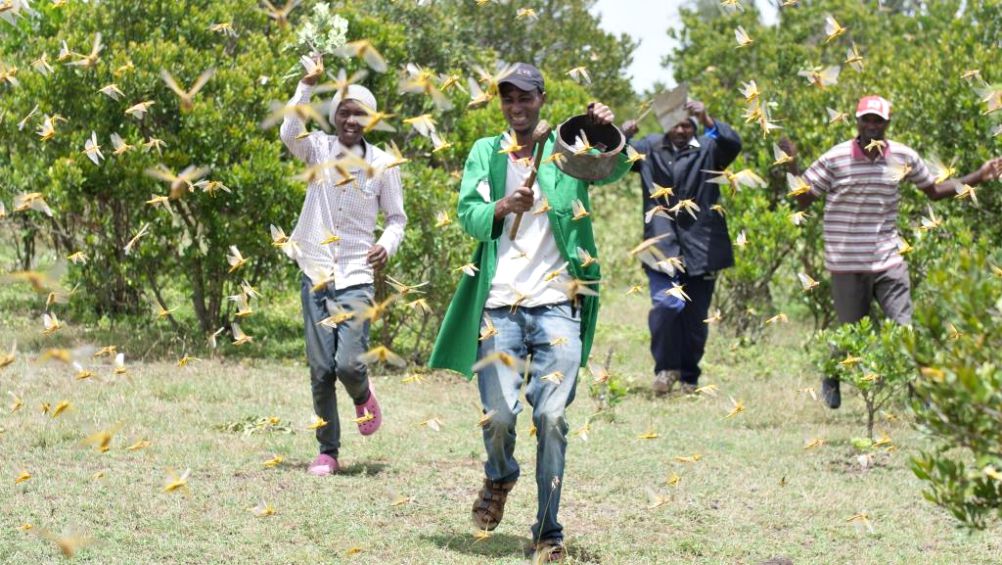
[622,101,742,395]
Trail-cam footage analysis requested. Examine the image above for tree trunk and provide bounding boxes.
[866,395,876,441]
[189,255,211,333]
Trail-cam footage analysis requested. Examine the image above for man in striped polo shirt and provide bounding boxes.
[792,95,1002,408]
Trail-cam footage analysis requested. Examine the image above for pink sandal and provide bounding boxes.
[308,453,339,476]
[355,383,382,436]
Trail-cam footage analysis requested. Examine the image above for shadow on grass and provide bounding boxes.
[287,459,390,476]
[338,461,391,476]
[422,530,530,560]
[624,385,697,403]
[422,530,603,563]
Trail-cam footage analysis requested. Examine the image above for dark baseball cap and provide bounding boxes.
[499,62,545,93]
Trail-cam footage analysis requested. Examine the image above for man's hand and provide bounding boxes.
[776,137,801,176]
[588,102,615,125]
[367,244,388,270]
[977,157,1002,183]
[498,186,534,216]
[302,53,323,86]
[778,137,798,161]
[621,119,640,138]
[686,100,714,128]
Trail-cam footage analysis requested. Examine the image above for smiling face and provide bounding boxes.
[334,99,367,147]
[856,113,889,145]
[499,83,546,138]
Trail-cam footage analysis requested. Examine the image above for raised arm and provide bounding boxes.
[280,56,325,164]
[708,121,742,169]
[774,139,818,209]
[279,81,322,164]
[798,151,833,210]
[920,157,1002,201]
[620,121,650,173]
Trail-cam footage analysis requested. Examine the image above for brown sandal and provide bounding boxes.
[533,539,566,563]
[471,478,516,531]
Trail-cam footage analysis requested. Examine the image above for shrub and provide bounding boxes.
[907,236,1002,530]
[812,317,915,439]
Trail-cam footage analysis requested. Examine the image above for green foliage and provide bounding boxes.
[351,0,638,110]
[1,0,305,335]
[716,188,800,335]
[669,1,1001,528]
[0,0,636,357]
[664,0,1002,334]
[906,236,1002,530]
[812,317,915,439]
[585,348,627,419]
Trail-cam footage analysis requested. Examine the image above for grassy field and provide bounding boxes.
[2,283,1001,564]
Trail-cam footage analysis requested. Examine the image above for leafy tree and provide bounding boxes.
[0,0,637,361]
[662,1,1001,528]
[1,0,306,332]
[660,0,1001,331]
[348,0,638,109]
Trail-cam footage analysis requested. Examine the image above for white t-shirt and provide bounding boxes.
[485,157,570,308]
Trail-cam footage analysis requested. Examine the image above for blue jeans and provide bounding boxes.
[300,275,373,458]
[476,302,582,543]
[645,268,717,384]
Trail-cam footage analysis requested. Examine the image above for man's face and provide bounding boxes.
[856,114,889,143]
[500,83,545,136]
[334,99,366,147]
[668,120,696,149]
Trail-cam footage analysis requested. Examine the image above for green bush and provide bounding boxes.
[0,0,636,359]
[664,0,1002,335]
[812,317,915,439]
[907,236,1002,530]
[1,0,307,336]
[667,1,1001,528]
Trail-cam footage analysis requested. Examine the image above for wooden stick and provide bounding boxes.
[509,137,549,240]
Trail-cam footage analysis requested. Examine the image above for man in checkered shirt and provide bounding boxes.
[280,56,407,475]
[790,95,1001,409]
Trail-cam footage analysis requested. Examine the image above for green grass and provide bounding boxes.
[2,194,1001,563]
[2,288,1001,564]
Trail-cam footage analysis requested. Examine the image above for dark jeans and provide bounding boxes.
[645,268,717,385]
[300,275,373,458]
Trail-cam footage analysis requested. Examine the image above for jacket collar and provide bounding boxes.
[659,133,700,153]
[489,131,558,200]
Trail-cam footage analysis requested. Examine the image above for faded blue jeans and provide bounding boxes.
[476,302,582,543]
[301,275,373,458]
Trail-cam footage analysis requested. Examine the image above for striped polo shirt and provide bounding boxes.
[804,139,935,273]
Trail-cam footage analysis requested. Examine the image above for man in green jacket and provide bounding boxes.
[429,63,630,562]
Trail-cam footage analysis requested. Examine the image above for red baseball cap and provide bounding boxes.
[856,95,891,120]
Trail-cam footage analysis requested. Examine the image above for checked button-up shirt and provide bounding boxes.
[280,82,407,290]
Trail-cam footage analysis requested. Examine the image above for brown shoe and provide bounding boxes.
[533,539,566,562]
[653,370,680,396]
[471,478,516,531]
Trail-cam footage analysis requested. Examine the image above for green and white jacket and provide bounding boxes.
[429,131,631,378]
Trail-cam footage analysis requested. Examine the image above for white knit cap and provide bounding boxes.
[329,84,377,124]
